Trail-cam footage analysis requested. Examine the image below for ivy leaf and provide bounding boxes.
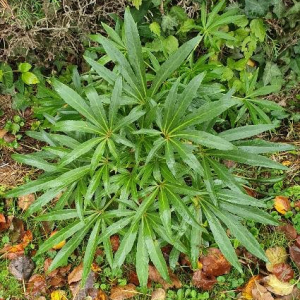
[132,0,142,9]
[162,36,179,55]
[21,72,40,85]
[162,15,178,32]
[150,22,161,36]
[18,63,32,73]
[250,19,266,42]
[263,62,282,86]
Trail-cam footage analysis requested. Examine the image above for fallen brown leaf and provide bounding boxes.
[277,224,297,240]
[18,194,35,211]
[110,284,137,300]
[0,214,9,232]
[110,235,120,252]
[95,290,109,300]
[68,263,83,285]
[69,271,98,300]
[274,196,291,215]
[9,217,25,243]
[128,270,140,286]
[0,129,8,138]
[295,236,300,247]
[289,242,300,270]
[265,247,288,272]
[264,275,294,296]
[252,282,274,300]
[26,274,47,298]
[242,275,262,299]
[272,263,294,282]
[151,288,166,300]
[8,255,34,281]
[200,248,231,276]
[275,287,300,300]
[148,265,181,289]
[192,270,217,290]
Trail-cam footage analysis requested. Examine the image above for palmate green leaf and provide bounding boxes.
[234,139,294,154]
[149,35,202,97]
[86,167,104,202]
[95,35,143,100]
[165,188,205,232]
[209,205,267,261]
[190,208,203,269]
[221,202,278,225]
[53,80,101,127]
[55,182,76,210]
[49,216,96,271]
[114,106,145,131]
[171,139,203,175]
[158,190,172,236]
[101,23,124,47]
[113,222,139,269]
[82,218,102,286]
[208,159,242,193]
[209,150,287,170]
[165,142,176,175]
[90,140,106,172]
[109,77,122,128]
[35,209,80,221]
[102,222,114,268]
[145,137,165,164]
[12,153,59,172]
[219,124,276,141]
[26,187,64,216]
[202,204,242,272]
[85,86,108,131]
[84,56,117,85]
[36,218,90,256]
[171,92,237,133]
[166,73,206,131]
[136,219,149,287]
[202,156,218,206]
[124,9,147,97]
[52,120,103,134]
[174,130,236,150]
[144,218,169,281]
[59,137,102,167]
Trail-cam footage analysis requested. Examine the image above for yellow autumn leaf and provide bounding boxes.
[50,231,66,250]
[242,275,261,299]
[51,290,68,300]
[265,246,288,272]
[274,196,291,215]
[265,275,294,296]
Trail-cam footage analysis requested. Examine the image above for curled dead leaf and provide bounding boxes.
[192,270,217,290]
[272,263,294,282]
[200,248,231,276]
[242,275,262,299]
[151,288,166,300]
[9,255,34,281]
[26,274,47,298]
[0,213,9,232]
[289,242,300,270]
[18,194,35,211]
[0,128,8,138]
[265,247,288,272]
[148,265,181,289]
[264,275,294,296]
[50,231,66,250]
[274,196,291,215]
[277,224,297,240]
[110,284,137,300]
[68,263,83,285]
[110,235,120,252]
[252,282,274,300]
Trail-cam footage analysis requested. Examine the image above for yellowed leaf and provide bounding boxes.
[0,129,8,138]
[50,231,66,250]
[274,196,291,215]
[264,275,294,296]
[18,194,35,211]
[265,247,288,272]
[50,290,67,300]
[242,275,262,299]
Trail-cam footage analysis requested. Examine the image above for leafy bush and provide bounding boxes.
[6,10,293,286]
